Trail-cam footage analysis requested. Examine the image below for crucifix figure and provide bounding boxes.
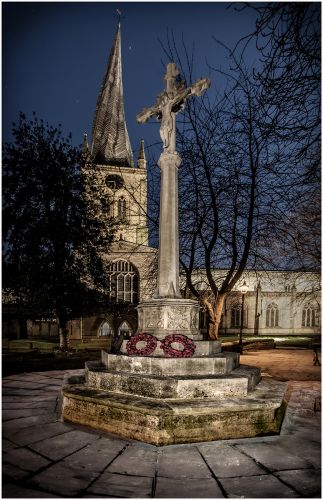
[137,63,210,299]
[137,63,210,153]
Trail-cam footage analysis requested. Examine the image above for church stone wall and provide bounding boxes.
[82,163,149,246]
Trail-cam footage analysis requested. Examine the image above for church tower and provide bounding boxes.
[83,22,149,245]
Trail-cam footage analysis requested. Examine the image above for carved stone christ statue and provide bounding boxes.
[137,63,210,153]
[137,62,210,303]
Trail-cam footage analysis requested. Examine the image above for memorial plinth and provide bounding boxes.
[61,62,287,445]
[137,298,201,339]
[62,349,287,445]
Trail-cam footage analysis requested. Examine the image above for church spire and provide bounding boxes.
[137,139,146,169]
[82,132,89,154]
[91,22,134,167]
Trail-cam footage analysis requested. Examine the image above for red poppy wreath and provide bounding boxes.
[160,333,196,358]
[126,332,158,356]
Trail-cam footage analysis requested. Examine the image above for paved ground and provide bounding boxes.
[240,348,321,381]
[2,349,321,498]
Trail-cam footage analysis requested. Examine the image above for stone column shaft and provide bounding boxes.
[156,152,181,298]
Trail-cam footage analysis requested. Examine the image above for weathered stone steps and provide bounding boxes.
[62,378,288,446]
[85,362,261,399]
[101,352,240,376]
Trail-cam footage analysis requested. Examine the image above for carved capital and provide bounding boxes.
[158,152,181,170]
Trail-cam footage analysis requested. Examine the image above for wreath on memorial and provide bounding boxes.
[126,332,158,356]
[160,334,196,358]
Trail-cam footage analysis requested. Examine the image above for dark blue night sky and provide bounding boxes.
[3,2,259,159]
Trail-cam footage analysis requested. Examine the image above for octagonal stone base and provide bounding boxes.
[61,337,287,446]
[137,298,202,340]
[85,361,261,399]
[101,351,240,376]
[62,378,287,446]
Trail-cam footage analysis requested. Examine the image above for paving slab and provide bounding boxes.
[30,462,98,496]
[274,435,321,469]
[6,421,74,446]
[157,447,212,478]
[2,400,56,409]
[2,438,20,452]
[40,369,84,378]
[2,414,57,433]
[273,469,321,498]
[2,462,31,481]
[88,472,153,497]
[2,483,59,498]
[2,408,53,420]
[282,411,321,435]
[236,441,316,472]
[2,380,51,389]
[155,476,224,498]
[3,446,51,472]
[29,429,100,461]
[42,384,65,391]
[2,389,54,397]
[1,367,321,499]
[63,437,127,473]
[82,496,114,498]
[6,373,63,383]
[197,442,266,477]
[107,444,157,477]
[219,474,300,498]
[2,395,58,403]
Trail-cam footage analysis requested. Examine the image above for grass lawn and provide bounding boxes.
[221,335,313,348]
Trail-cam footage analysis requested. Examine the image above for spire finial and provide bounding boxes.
[116,9,122,26]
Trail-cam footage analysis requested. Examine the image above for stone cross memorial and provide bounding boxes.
[136,63,210,339]
[137,63,210,299]
[62,44,287,447]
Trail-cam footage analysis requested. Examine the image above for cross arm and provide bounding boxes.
[190,77,211,97]
[136,105,161,124]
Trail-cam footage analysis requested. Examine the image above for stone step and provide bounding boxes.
[85,363,261,400]
[101,351,240,377]
[120,339,222,357]
[62,378,288,446]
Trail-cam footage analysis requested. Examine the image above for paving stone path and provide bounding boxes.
[2,370,321,498]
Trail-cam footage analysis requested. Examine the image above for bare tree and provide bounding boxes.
[159,3,320,339]
[238,2,321,272]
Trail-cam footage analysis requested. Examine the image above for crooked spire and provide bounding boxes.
[91,23,134,167]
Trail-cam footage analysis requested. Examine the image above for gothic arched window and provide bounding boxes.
[266,303,279,328]
[231,303,242,328]
[118,197,127,221]
[106,174,124,190]
[98,321,113,337]
[101,197,111,216]
[231,306,241,328]
[302,303,320,327]
[118,321,133,338]
[230,300,248,328]
[107,260,139,304]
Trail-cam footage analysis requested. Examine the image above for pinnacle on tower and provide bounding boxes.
[137,139,146,169]
[82,132,89,154]
[91,23,134,167]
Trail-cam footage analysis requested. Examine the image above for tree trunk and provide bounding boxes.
[59,323,69,350]
[204,294,226,340]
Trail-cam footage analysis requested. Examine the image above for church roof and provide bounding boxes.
[91,23,134,167]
